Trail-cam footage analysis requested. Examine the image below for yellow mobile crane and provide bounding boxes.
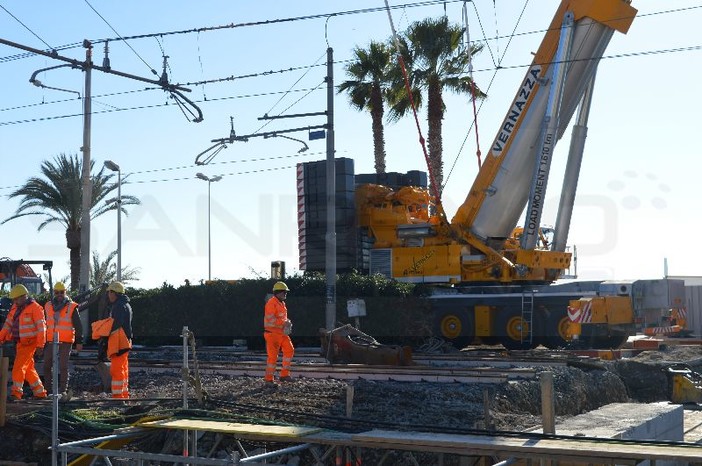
[358,0,643,349]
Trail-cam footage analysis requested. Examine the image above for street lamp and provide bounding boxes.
[196,173,223,281]
[103,160,121,281]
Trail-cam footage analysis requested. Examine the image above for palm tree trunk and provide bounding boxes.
[370,82,387,174]
[66,228,81,291]
[427,77,444,197]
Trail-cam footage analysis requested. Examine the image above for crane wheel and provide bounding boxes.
[498,314,533,350]
[434,311,473,349]
[543,314,570,349]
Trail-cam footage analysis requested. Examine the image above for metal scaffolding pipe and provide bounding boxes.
[239,443,313,462]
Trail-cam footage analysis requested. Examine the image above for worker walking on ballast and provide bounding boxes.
[0,284,48,400]
[44,281,83,397]
[105,281,132,399]
[263,281,294,383]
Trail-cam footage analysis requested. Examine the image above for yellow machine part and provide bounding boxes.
[566,295,634,339]
[475,305,492,337]
[667,365,702,404]
[392,244,462,283]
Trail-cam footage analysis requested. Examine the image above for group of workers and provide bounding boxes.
[0,280,132,401]
[0,278,293,401]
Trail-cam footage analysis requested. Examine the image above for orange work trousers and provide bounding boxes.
[11,343,47,399]
[110,352,130,399]
[264,332,294,381]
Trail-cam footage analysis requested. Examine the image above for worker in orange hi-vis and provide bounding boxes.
[263,281,294,384]
[44,281,83,397]
[0,284,48,401]
[105,281,133,399]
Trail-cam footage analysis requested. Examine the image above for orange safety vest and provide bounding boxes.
[107,327,132,358]
[0,300,46,348]
[45,300,79,343]
[264,296,287,335]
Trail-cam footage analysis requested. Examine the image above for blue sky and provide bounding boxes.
[1,0,700,288]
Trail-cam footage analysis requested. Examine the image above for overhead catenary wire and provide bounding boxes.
[444,0,531,187]
[0,42,699,129]
[252,50,328,135]
[0,148,333,192]
[83,0,158,76]
[0,3,54,51]
[0,3,698,67]
[0,0,465,66]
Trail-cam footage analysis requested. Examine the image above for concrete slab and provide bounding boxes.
[555,402,683,441]
[553,402,684,466]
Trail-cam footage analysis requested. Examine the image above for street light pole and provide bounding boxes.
[104,160,121,281]
[196,173,223,281]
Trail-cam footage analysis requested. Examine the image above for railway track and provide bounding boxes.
[70,346,600,384]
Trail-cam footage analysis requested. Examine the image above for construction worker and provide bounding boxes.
[263,281,294,383]
[105,281,132,399]
[43,281,83,396]
[0,284,48,400]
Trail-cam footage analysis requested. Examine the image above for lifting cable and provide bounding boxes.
[463,0,482,169]
[383,0,443,210]
[444,0,530,188]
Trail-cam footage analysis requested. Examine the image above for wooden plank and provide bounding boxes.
[139,419,320,438]
[351,429,702,461]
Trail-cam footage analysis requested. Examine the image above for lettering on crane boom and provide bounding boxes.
[492,66,542,155]
[526,131,555,237]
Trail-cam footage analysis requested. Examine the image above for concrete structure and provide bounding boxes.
[669,276,702,337]
[554,402,684,466]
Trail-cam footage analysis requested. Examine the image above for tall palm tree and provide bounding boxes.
[338,40,393,174]
[388,17,486,195]
[2,153,140,291]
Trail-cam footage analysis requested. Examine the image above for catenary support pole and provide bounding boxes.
[79,41,93,293]
[324,47,336,332]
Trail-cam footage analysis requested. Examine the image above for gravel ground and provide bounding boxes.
[2,344,701,464]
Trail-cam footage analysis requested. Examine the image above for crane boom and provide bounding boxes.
[451,0,636,246]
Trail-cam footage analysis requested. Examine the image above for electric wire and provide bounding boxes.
[83,0,158,76]
[0,149,331,191]
[132,162,312,185]
[470,0,497,69]
[492,0,500,61]
[253,79,326,136]
[444,0,531,188]
[0,3,54,50]
[0,41,698,129]
[128,150,325,176]
[196,31,207,101]
[0,85,325,127]
[0,0,465,67]
[0,42,698,130]
[0,3,698,67]
[0,56,344,114]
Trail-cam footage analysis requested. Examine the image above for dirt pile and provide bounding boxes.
[1,344,701,463]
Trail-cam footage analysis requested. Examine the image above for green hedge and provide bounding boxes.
[129,273,433,346]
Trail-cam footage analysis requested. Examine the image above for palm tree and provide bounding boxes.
[338,40,393,174]
[2,153,140,291]
[90,250,140,287]
[388,17,486,195]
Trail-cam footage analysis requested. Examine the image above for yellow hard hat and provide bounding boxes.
[272,281,290,292]
[9,284,29,300]
[107,281,125,294]
[54,281,66,292]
